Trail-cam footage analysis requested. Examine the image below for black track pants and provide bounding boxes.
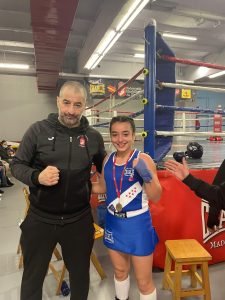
[20,211,95,300]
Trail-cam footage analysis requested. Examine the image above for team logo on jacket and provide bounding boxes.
[77,135,87,147]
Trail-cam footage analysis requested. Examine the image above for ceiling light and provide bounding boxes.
[101,31,123,56]
[196,66,208,77]
[91,55,105,70]
[84,0,150,70]
[162,33,197,41]
[86,31,123,70]
[84,54,99,70]
[96,30,117,55]
[0,63,29,69]
[116,0,150,32]
[0,40,34,48]
[134,53,145,58]
[208,71,225,79]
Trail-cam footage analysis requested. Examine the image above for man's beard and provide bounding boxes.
[59,113,81,128]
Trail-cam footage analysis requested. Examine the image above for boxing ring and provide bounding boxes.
[87,20,225,268]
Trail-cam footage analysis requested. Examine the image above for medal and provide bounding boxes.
[116,203,123,212]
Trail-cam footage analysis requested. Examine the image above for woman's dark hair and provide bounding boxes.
[109,116,136,133]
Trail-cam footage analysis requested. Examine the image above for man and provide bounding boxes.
[10,81,106,300]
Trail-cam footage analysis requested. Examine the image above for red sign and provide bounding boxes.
[213,114,222,133]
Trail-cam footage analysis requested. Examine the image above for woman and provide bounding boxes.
[92,116,162,300]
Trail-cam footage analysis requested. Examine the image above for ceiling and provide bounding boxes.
[1,0,225,91]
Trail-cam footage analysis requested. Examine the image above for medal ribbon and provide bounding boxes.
[113,150,134,201]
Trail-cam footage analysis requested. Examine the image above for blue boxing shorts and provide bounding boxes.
[103,210,158,256]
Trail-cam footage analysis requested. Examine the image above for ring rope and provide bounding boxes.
[92,109,133,114]
[87,90,143,118]
[156,104,225,115]
[160,54,225,71]
[156,131,225,137]
[90,116,144,121]
[158,82,225,93]
[85,68,144,110]
[93,109,144,128]
[92,131,144,137]
[175,118,214,122]
[174,125,215,129]
[91,104,223,127]
[92,130,224,138]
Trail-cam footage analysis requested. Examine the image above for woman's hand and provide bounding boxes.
[164,157,189,180]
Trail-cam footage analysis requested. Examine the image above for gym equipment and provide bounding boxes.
[186,142,203,159]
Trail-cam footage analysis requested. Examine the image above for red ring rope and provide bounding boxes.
[160,54,225,71]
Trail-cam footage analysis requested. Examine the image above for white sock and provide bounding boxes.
[140,288,157,300]
[114,275,130,300]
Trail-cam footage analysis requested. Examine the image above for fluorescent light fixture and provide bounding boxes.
[0,40,34,48]
[84,0,150,70]
[197,66,208,77]
[96,30,117,55]
[102,31,123,56]
[162,33,197,41]
[84,54,99,70]
[116,0,150,32]
[91,55,105,70]
[134,53,145,58]
[90,31,123,69]
[208,71,225,79]
[0,63,29,69]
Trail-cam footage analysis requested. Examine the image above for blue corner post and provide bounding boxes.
[144,20,176,162]
[144,20,156,159]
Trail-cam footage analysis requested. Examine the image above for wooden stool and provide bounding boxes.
[162,239,212,300]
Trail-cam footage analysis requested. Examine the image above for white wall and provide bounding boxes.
[0,74,58,141]
[89,60,145,80]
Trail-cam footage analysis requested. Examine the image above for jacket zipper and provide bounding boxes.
[62,136,73,214]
